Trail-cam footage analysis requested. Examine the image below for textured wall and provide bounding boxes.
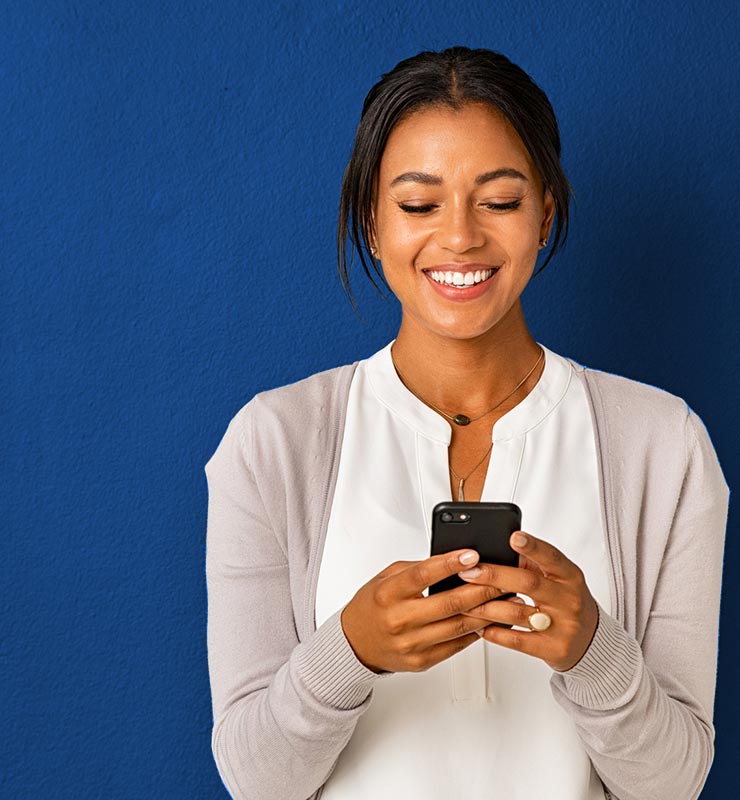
[3,1,738,797]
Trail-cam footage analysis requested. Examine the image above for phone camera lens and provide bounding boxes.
[441,512,453,522]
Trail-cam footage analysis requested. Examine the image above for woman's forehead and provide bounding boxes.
[378,102,536,183]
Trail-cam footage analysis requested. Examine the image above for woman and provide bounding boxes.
[205,47,729,800]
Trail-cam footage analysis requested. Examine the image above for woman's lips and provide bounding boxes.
[423,267,500,301]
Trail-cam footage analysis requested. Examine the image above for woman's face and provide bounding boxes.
[372,101,554,342]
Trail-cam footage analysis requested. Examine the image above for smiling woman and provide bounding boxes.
[372,103,552,343]
[205,47,729,800]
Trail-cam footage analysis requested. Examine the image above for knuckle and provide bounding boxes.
[483,584,502,602]
[445,592,466,617]
[518,606,533,626]
[374,582,393,609]
[412,561,431,587]
[384,610,406,636]
[520,572,539,595]
[411,561,427,582]
[509,630,525,650]
[396,635,416,657]
[383,560,404,576]
[448,551,465,571]
[407,652,428,672]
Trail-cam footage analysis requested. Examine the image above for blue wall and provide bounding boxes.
[4,1,738,797]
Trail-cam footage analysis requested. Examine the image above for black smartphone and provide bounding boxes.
[429,501,522,595]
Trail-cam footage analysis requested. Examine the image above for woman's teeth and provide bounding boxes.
[427,268,497,287]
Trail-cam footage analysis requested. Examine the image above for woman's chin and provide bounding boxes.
[414,316,507,344]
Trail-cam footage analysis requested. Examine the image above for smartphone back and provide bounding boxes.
[430,501,521,594]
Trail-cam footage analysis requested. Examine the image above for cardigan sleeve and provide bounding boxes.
[204,403,379,800]
[549,408,730,800]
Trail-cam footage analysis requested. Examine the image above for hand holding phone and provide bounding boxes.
[340,547,503,674]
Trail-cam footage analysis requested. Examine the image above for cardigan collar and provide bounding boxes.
[365,340,573,445]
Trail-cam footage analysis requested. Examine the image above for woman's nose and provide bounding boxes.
[434,203,486,253]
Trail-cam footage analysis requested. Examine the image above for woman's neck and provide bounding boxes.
[390,311,544,418]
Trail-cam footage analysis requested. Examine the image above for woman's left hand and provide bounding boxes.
[459,531,599,672]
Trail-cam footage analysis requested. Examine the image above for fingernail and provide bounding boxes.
[512,532,528,548]
[459,567,481,579]
[459,551,478,566]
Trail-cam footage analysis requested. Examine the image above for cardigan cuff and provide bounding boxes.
[294,609,381,711]
[552,603,643,710]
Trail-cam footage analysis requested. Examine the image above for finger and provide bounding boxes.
[463,598,547,631]
[517,554,543,575]
[508,532,580,581]
[399,549,480,597]
[478,621,550,659]
[413,582,505,624]
[376,560,416,580]
[404,632,482,673]
[458,562,554,604]
[403,611,491,652]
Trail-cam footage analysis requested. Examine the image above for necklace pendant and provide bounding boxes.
[453,414,471,426]
[457,479,465,502]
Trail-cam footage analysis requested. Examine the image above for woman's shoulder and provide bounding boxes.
[567,355,691,422]
[566,356,725,472]
[225,360,360,455]
[250,360,359,417]
[567,357,729,496]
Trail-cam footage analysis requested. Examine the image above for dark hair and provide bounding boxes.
[337,46,573,308]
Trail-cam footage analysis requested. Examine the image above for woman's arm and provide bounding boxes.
[205,404,379,800]
[549,408,730,800]
[458,406,729,799]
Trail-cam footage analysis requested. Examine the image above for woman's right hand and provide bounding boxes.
[340,550,504,674]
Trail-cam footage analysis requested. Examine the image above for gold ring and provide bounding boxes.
[528,609,552,631]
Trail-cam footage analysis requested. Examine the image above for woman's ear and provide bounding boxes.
[541,189,555,241]
[368,209,379,257]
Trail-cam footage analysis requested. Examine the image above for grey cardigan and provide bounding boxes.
[205,356,730,800]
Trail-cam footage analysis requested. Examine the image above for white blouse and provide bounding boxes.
[315,341,611,800]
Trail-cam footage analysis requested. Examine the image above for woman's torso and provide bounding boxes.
[315,341,611,800]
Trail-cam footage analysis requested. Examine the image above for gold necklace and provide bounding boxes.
[392,346,545,501]
[392,347,544,426]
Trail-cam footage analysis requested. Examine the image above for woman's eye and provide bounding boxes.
[398,200,523,214]
[398,203,437,214]
[482,200,522,211]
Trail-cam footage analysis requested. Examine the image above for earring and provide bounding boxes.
[539,238,549,248]
[370,246,377,256]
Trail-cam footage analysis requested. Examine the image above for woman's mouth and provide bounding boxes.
[425,268,498,287]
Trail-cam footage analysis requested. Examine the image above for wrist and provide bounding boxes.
[296,609,380,709]
[340,605,386,674]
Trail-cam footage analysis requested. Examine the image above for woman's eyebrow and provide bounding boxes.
[475,168,528,184]
[390,171,442,186]
[390,168,528,186]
